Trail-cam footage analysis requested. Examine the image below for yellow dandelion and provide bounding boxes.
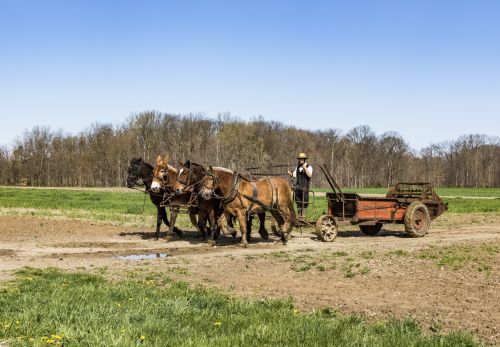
[293,309,300,315]
[214,321,222,326]
[139,335,146,341]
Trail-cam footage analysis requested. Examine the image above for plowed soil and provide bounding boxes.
[0,215,499,344]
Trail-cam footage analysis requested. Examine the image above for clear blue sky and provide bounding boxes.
[1,0,499,150]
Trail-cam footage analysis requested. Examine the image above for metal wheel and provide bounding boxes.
[404,202,431,237]
[315,215,338,242]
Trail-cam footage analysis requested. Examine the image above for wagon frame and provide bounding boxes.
[314,164,448,242]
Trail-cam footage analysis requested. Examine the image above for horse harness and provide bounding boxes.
[214,171,279,220]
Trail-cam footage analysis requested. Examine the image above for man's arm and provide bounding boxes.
[303,163,313,178]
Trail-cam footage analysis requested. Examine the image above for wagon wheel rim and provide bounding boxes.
[412,209,429,231]
[318,216,337,242]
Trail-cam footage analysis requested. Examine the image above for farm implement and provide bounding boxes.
[313,164,448,242]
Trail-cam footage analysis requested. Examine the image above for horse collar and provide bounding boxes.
[222,171,240,204]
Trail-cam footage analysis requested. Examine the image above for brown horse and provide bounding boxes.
[199,166,295,247]
[152,155,224,240]
[173,160,269,244]
[150,155,199,239]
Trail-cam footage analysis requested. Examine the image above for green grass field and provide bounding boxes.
[0,187,498,227]
[312,187,500,197]
[0,268,479,347]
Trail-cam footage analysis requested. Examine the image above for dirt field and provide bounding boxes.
[0,215,499,345]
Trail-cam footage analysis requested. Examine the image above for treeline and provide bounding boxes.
[0,111,498,188]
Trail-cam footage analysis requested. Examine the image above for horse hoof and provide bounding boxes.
[173,228,183,238]
[259,231,269,240]
[239,242,248,248]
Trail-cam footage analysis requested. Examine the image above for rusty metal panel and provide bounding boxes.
[355,200,406,221]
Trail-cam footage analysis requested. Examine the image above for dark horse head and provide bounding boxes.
[126,157,154,189]
[173,160,206,196]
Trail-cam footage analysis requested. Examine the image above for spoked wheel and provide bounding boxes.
[315,215,338,242]
[404,202,431,237]
[359,223,383,236]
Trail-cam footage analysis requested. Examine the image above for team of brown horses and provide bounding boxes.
[128,155,295,247]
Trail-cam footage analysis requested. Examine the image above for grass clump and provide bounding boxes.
[0,268,480,347]
[387,249,410,257]
[418,244,499,271]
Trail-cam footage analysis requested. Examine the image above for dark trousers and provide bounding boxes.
[294,188,309,210]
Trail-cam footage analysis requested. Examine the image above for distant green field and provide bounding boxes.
[0,187,498,227]
[0,187,163,227]
[0,268,479,347]
[313,187,500,198]
[305,195,499,221]
[0,188,151,215]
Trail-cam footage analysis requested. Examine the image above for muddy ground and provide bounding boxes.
[0,215,499,344]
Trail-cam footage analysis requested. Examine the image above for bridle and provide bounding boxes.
[201,170,240,203]
[128,173,144,187]
[126,166,163,197]
[177,166,205,193]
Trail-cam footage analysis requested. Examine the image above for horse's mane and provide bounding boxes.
[211,166,256,181]
[211,167,233,174]
[166,164,178,173]
[189,162,204,169]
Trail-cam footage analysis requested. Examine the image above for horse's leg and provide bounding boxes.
[197,210,208,241]
[271,210,288,244]
[167,207,180,240]
[283,199,297,242]
[270,218,280,237]
[160,206,170,226]
[208,208,219,246]
[246,214,252,242]
[188,209,201,237]
[216,213,228,234]
[227,214,237,238]
[257,212,269,240]
[236,211,248,248]
[273,201,295,245]
[218,213,237,239]
[155,206,163,240]
[162,206,182,237]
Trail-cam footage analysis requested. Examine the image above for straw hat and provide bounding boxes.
[296,152,308,159]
